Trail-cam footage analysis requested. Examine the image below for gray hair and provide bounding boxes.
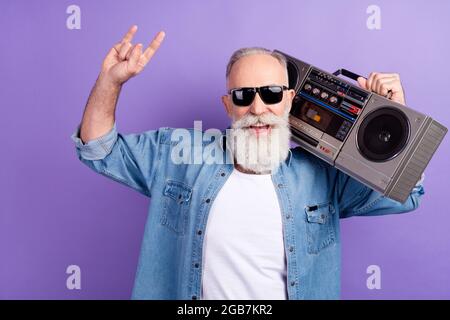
[226,47,288,80]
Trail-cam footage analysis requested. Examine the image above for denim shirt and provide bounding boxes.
[71,123,424,300]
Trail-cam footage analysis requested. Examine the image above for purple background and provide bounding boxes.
[1,0,449,299]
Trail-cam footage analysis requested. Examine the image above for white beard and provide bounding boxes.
[227,108,291,174]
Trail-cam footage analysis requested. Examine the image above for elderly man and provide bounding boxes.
[71,25,424,300]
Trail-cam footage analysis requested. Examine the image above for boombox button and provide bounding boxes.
[329,96,338,104]
[318,144,335,156]
[349,105,360,114]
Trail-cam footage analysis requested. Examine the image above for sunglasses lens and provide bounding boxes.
[260,86,284,104]
[232,88,255,106]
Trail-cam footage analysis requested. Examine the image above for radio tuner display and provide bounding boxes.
[288,68,368,142]
[291,96,353,142]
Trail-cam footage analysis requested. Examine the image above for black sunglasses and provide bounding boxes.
[228,85,288,107]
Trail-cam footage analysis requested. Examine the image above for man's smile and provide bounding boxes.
[247,123,272,136]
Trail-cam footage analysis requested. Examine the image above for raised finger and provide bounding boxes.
[121,25,138,44]
[143,31,166,61]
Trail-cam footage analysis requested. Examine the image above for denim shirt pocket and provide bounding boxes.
[160,180,193,235]
[305,201,336,254]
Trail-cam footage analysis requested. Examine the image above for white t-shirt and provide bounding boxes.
[201,168,287,300]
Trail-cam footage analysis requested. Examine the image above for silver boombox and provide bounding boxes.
[275,50,447,203]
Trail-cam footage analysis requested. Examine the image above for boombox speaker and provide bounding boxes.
[275,50,447,203]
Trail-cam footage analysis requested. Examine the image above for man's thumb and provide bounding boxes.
[357,76,367,89]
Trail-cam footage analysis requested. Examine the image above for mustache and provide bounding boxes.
[232,110,289,129]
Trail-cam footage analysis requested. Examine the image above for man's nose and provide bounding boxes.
[249,92,269,115]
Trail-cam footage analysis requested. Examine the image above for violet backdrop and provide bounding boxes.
[1,0,449,299]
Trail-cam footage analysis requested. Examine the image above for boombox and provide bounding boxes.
[275,50,447,203]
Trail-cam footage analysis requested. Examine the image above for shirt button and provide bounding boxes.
[286,214,291,219]
[221,172,225,177]
[289,246,294,252]
[290,281,296,286]
[194,263,199,268]
[192,295,197,300]
[197,230,202,235]
[277,183,283,188]
[205,198,211,203]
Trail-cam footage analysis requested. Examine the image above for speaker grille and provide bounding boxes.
[388,120,447,202]
[357,107,410,162]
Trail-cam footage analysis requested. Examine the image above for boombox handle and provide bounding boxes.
[332,68,363,81]
[333,68,393,99]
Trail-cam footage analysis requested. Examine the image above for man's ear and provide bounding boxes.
[286,89,296,113]
[287,89,296,101]
[222,94,233,118]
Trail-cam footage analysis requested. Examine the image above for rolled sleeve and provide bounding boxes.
[71,123,169,198]
[71,123,118,160]
[337,170,425,219]
[415,172,425,187]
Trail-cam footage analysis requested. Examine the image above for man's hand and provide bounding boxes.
[100,25,165,86]
[357,72,406,105]
[79,25,165,143]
